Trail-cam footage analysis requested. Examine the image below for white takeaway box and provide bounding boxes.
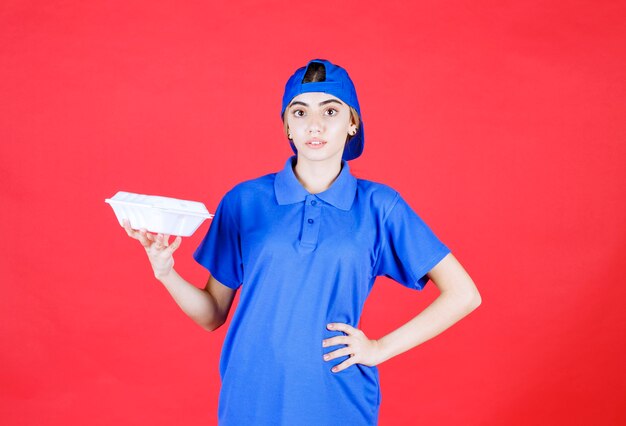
[105,191,213,237]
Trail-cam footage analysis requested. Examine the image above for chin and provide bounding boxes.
[296,149,344,164]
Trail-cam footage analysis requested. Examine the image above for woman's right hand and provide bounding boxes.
[122,219,183,280]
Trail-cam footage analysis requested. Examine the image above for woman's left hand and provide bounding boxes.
[322,323,384,373]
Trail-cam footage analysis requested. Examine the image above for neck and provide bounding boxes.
[293,156,343,194]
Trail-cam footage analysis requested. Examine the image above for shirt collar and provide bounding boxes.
[274,155,357,211]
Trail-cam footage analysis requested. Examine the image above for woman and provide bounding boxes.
[123,58,481,425]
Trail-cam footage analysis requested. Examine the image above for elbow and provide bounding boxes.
[466,290,482,311]
[200,324,221,331]
[447,288,481,312]
[201,318,226,332]
[441,289,481,315]
[458,277,482,311]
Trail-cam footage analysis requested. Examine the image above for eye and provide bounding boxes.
[325,108,338,116]
[292,109,305,117]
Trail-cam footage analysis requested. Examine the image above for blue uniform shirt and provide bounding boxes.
[193,156,451,425]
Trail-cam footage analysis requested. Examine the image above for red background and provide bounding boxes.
[1,1,625,425]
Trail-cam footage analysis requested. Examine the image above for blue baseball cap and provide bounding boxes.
[280,58,364,161]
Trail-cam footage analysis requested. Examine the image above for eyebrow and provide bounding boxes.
[288,98,344,108]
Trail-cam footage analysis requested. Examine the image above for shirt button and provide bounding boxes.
[307,218,314,224]
[311,200,317,206]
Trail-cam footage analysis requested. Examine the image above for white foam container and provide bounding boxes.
[105,191,213,237]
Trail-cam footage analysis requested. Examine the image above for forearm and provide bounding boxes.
[157,269,223,331]
[375,292,480,364]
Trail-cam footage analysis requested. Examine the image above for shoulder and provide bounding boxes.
[355,178,401,216]
[223,172,276,204]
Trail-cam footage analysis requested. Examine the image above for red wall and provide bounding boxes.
[1,1,624,425]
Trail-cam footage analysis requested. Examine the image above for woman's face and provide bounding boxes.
[285,92,357,164]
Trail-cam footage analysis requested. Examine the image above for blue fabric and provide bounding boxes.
[281,58,365,161]
[193,156,451,425]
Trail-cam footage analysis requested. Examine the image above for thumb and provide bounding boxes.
[167,236,183,253]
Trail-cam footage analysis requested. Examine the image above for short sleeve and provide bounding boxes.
[374,193,451,290]
[193,191,243,290]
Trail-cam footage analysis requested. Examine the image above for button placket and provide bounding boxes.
[301,195,321,247]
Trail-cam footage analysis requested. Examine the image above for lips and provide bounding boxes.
[306,138,327,147]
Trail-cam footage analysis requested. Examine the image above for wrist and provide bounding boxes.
[155,267,176,283]
[374,338,394,365]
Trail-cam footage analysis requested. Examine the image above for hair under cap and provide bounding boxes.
[280,58,364,161]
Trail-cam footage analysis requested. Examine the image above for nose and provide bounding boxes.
[306,114,323,134]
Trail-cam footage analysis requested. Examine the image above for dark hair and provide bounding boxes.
[302,61,327,83]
